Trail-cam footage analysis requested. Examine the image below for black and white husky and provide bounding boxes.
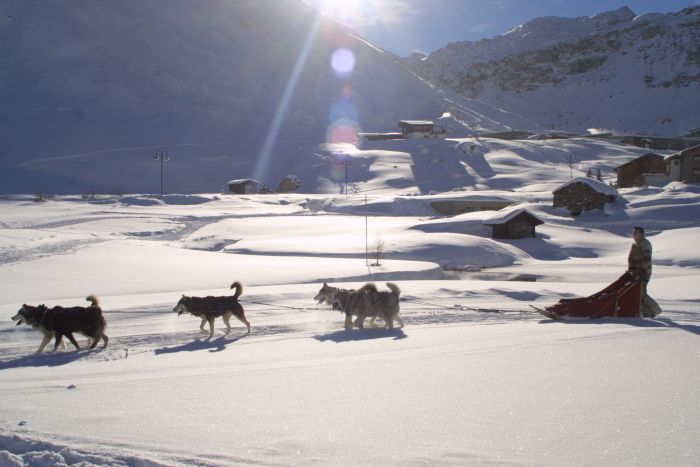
[173,281,250,338]
[11,295,109,353]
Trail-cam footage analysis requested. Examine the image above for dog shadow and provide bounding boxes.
[0,350,87,369]
[154,334,246,355]
[314,328,408,343]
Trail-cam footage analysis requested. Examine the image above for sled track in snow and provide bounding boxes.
[2,300,695,367]
[0,307,541,366]
[0,238,106,266]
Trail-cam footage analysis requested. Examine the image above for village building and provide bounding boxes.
[398,120,447,139]
[430,195,515,215]
[483,206,544,239]
[227,178,261,194]
[552,177,618,215]
[594,134,700,151]
[615,153,666,188]
[480,130,534,140]
[665,144,700,184]
[358,118,449,142]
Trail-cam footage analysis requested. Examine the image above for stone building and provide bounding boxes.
[552,177,618,215]
[615,153,665,188]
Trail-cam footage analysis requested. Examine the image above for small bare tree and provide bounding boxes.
[371,239,385,266]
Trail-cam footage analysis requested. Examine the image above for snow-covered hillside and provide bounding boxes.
[0,0,538,196]
[405,6,700,136]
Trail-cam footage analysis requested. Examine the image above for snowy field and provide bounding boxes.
[1,137,700,466]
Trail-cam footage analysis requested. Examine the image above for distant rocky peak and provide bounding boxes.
[590,6,636,26]
[504,6,636,40]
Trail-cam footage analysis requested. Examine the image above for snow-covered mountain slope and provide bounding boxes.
[0,0,536,195]
[404,6,700,136]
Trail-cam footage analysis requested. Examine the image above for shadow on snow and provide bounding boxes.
[0,349,98,369]
[314,327,407,343]
[154,334,247,354]
[538,316,700,336]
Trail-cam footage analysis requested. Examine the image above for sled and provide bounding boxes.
[542,270,647,319]
[530,305,562,320]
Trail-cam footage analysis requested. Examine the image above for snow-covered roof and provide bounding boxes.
[666,144,700,160]
[614,152,663,169]
[227,178,259,185]
[483,206,544,225]
[398,120,434,126]
[552,177,618,196]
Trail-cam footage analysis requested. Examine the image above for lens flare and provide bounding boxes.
[327,119,360,145]
[330,95,358,124]
[331,48,355,78]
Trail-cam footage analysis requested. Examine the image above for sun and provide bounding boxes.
[311,0,394,29]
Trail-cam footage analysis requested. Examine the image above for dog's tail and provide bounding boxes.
[386,282,401,297]
[85,295,100,307]
[359,282,378,293]
[230,281,243,300]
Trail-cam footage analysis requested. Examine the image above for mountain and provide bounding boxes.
[404,6,700,137]
[1,0,528,195]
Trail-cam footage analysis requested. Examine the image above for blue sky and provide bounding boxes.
[312,0,699,56]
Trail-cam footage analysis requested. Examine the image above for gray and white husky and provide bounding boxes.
[330,282,403,330]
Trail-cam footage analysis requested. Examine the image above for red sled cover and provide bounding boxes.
[546,271,643,319]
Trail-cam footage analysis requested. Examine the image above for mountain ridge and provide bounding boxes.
[404,5,700,136]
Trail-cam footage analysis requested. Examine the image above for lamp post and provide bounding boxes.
[154,151,169,196]
[564,154,577,180]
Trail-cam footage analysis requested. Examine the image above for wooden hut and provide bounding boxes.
[227,178,261,194]
[665,144,700,184]
[483,206,544,239]
[615,153,665,187]
[552,177,618,215]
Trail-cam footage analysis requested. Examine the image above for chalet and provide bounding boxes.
[665,144,700,184]
[552,177,618,215]
[227,178,261,194]
[398,120,447,139]
[430,195,515,216]
[615,153,665,188]
[483,206,544,239]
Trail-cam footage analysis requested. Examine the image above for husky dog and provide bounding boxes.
[363,282,403,329]
[314,282,340,306]
[173,281,250,338]
[11,295,109,353]
[330,283,403,330]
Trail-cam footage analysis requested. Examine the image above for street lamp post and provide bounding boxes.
[154,151,169,196]
[564,154,577,180]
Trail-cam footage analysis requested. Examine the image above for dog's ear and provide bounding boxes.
[323,282,327,286]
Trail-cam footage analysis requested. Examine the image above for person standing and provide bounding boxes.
[628,226,652,288]
[628,226,660,317]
